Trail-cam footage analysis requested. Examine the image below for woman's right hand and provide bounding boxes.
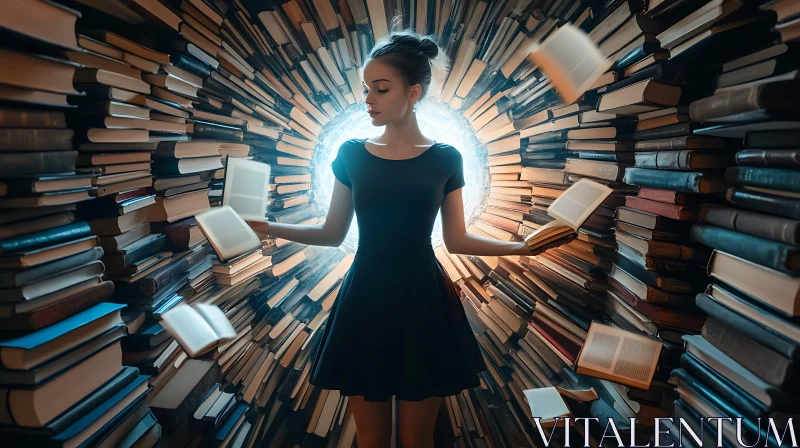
[247,220,270,236]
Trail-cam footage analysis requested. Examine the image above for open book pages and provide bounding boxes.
[195,205,262,262]
[528,24,613,105]
[523,387,573,427]
[222,157,271,222]
[576,322,662,390]
[160,303,237,358]
[523,179,613,250]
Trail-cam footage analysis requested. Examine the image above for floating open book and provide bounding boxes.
[528,24,613,105]
[160,303,237,358]
[576,322,662,390]
[195,205,262,262]
[222,156,271,222]
[523,179,613,251]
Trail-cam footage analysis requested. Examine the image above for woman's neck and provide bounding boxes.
[377,109,433,146]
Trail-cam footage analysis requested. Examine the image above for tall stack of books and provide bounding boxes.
[648,0,800,444]
[0,0,158,445]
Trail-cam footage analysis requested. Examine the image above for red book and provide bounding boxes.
[626,196,697,221]
[529,316,580,363]
[637,187,703,206]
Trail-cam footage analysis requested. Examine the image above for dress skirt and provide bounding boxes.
[309,243,488,402]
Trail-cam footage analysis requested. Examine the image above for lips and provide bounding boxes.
[368,111,379,116]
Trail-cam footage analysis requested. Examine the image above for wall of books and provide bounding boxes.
[0,0,797,446]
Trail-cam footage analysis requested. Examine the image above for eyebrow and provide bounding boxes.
[363,79,392,84]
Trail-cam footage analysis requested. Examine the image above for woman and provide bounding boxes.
[249,32,571,448]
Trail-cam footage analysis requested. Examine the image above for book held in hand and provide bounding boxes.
[524,179,613,250]
[222,157,271,222]
[195,205,261,262]
[159,303,236,358]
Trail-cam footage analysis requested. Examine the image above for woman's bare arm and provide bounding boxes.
[441,188,572,256]
[248,179,354,247]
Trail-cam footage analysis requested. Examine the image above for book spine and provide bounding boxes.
[632,123,693,141]
[726,166,800,193]
[726,188,800,220]
[170,53,213,78]
[703,318,794,389]
[689,82,797,122]
[623,167,705,193]
[0,129,74,151]
[0,281,114,331]
[634,136,691,151]
[690,224,799,274]
[0,152,78,177]
[191,122,243,141]
[634,151,692,170]
[136,245,210,296]
[697,205,800,246]
[625,196,696,221]
[695,293,797,360]
[0,222,91,255]
[735,149,800,167]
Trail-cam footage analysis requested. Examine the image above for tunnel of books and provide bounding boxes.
[0,0,799,447]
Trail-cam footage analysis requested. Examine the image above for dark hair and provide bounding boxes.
[366,31,447,100]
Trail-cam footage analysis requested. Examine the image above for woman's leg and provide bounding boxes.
[348,395,393,448]
[398,396,443,448]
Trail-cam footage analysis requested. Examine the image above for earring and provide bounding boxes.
[413,105,417,113]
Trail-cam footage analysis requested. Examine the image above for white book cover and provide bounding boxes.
[160,303,237,358]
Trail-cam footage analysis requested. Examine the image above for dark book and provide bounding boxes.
[148,358,221,433]
[190,121,243,141]
[0,222,91,255]
[616,206,693,231]
[726,187,800,220]
[690,80,800,123]
[609,263,696,306]
[623,167,728,193]
[637,187,703,205]
[736,149,800,167]
[104,234,168,273]
[0,151,77,177]
[616,241,705,274]
[121,323,171,351]
[0,246,103,288]
[703,317,796,391]
[613,255,705,294]
[634,150,731,170]
[691,224,799,274]
[170,52,212,78]
[698,204,800,246]
[0,128,74,151]
[126,243,210,297]
[695,290,799,360]
[607,277,705,332]
[745,130,800,148]
[631,122,695,140]
[726,166,800,193]
[695,120,800,139]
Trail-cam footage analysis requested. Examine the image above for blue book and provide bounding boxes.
[0,303,125,370]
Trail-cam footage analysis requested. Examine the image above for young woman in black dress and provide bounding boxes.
[249,32,571,448]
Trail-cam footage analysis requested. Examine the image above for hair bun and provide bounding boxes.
[419,37,439,60]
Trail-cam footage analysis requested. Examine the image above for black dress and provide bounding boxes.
[309,138,488,402]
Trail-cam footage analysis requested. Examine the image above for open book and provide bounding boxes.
[528,24,612,105]
[195,205,262,262]
[523,178,613,251]
[160,303,237,358]
[222,157,271,222]
[576,322,662,390]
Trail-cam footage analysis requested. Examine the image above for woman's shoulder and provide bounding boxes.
[335,138,365,158]
[435,142,462,162]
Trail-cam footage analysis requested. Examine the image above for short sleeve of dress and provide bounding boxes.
[331,142,352,188]
[443,148,465,195]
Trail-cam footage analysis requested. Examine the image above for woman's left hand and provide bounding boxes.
[513,233,577,256]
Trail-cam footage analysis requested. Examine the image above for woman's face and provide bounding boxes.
[362,58,421,126]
